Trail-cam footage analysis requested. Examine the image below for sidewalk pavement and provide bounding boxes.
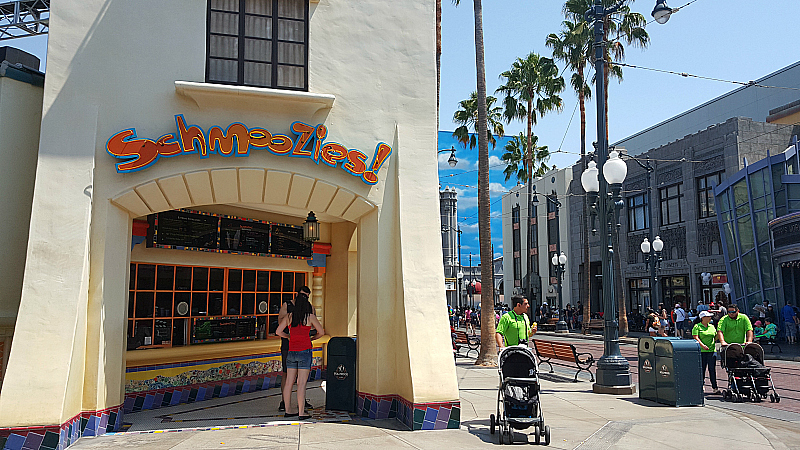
[535,329,800,362]
[69,347,800,449]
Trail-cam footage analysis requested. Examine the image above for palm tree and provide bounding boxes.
[563,0,649,335]
[452,92,505,151]
[502,132,550,183]
[546,19,593,332]
[453,0,497,366]
[496,53,563,316]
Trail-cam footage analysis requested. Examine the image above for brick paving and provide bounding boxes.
[535,335,800,416]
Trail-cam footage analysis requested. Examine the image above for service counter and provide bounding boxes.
[123,336,332,414]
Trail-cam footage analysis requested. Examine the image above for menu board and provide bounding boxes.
[148,210,312,259]
[219,217,271,254]
[192,316,257,344]
[271,225,312,258]
[151,210,218,250]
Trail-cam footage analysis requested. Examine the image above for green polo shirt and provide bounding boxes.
[496,310,530,346]
[718,313,753,344]
[691,322,717,352]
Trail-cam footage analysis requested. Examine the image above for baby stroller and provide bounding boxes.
[720,343,780,403]
[489,345,550,445]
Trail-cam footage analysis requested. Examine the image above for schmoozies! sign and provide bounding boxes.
[106,115,392,185]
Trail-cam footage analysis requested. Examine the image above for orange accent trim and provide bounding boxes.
[312,243,332,254]
[313,267,326,274]
[132,220,149,237]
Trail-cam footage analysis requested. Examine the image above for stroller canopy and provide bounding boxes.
[499,346,538,379]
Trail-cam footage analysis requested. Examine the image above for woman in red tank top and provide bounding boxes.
[276,292,324,419]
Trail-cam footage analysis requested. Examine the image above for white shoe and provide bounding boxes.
[712,388,721,394]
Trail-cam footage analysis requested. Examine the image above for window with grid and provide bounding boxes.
[659,183,683,225]
[697,172,722,218]
[128,263,306,348]
[207,0,308,90]
[627,193,649,231]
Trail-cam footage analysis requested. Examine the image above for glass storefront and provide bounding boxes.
[716,138,800,313]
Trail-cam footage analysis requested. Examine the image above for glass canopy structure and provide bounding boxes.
[715,136,800,314]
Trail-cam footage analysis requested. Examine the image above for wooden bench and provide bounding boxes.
[452,330,480,358]
[582,319,603,333]
[532,339,595,382]
[538,318,559,332]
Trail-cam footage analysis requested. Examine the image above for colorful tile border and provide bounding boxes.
[124,348,322,413]
[355,392,460,430]
[0,404,123,450]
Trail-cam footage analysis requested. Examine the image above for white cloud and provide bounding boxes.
[489,182,507,197]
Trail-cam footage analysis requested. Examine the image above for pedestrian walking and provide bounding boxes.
[276,291,325,420]
[782,302,798,344]
[692,311,719,394]
[495,296,534,348]
[673,303,687,339]
[717,304,753,346]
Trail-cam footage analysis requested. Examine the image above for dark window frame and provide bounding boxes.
[206,0,309,91]
[697,171,723,219]
[626,192,649,231]
[659,183,684,226]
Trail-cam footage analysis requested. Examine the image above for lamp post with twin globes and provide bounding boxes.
[582,0,673,395]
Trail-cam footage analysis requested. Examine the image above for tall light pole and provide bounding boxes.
[641,235,665,311]
[629,155,655,311]
[582,0,671,394]
[551,251,568,332]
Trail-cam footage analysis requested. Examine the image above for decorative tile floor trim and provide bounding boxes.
[355,392,460,430]
[123,367,322,414]
[0,404,123,450]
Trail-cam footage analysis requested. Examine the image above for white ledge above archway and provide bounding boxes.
[175,81,335,116]
[111,169,376,223]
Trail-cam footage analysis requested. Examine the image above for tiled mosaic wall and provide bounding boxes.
[124,348,322,413]
[0,405,123,450]
[356,392,460,430]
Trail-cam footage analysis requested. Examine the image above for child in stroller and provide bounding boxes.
[489,345,551,445]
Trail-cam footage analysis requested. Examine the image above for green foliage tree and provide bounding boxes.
[502,132,550,183]
[452,92,505,151]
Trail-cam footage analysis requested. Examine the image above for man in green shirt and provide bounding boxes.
[495,296,533,348]
[717,304,754,345]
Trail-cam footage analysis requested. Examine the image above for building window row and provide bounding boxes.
[659,183,683,226]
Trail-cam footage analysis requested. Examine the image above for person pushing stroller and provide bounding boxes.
[496,296,536,348]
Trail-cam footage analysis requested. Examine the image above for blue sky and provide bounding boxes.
[437,131,514,260]
[438,0,799,262]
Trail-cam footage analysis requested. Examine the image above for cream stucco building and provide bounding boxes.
[0,1,459,448]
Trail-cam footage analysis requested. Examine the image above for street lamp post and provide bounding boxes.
[535,192,568,332]
[628,156,655,311]
[641,235,664,312]
[438,145,459,168]
[551,251,568,332]
[443,224,463,308]
[583,0,671,394]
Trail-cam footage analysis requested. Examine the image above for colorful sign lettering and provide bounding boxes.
[106,115,392,185]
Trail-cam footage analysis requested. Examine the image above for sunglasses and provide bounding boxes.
[728,310,738,315]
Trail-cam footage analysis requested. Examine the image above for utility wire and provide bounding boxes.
[614,61,800,91]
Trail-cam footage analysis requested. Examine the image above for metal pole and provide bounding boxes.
[458,227,462,310]
[647,160,656,313]
[591,0,631,391]
[553,194,568,332]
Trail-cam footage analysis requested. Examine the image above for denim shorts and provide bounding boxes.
[285,349,312,370]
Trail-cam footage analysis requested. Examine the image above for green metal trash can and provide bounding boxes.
[654,339,703,407]
[326,337,357,413]
[638,337,659,402]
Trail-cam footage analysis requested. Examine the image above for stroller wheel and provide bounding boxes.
[769,394,775,403]
[776,394,781,403]
[544,425,551,446]
[534,424,541,445]
[498,426,504,445]
[506,428,514,444]
[722,390,730,401]
[490,414,495,435]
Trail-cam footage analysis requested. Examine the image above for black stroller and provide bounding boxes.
[489,346,550,445]
[720,343,780,403]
